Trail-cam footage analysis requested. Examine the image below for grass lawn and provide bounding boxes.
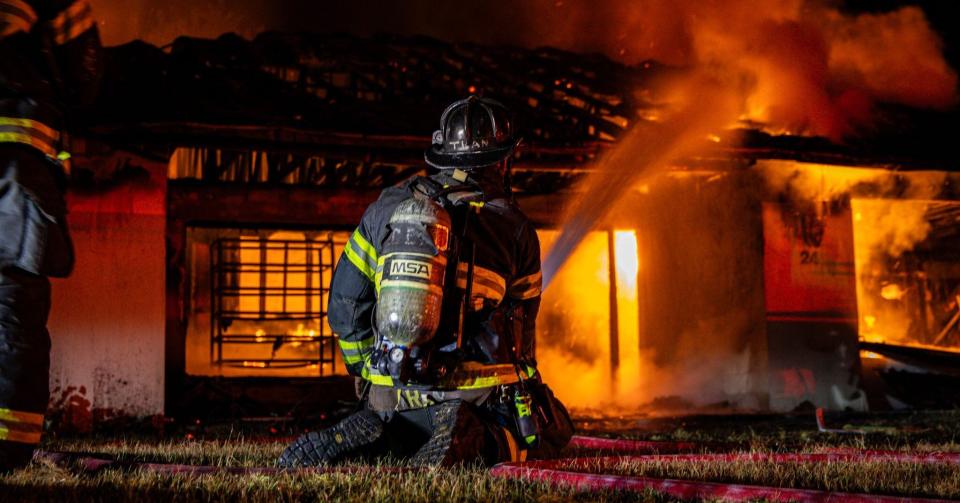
[2,410,960,502]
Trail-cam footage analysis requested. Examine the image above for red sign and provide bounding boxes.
[762,203,858,319]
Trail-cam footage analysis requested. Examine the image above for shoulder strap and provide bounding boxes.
[414,176,483,207]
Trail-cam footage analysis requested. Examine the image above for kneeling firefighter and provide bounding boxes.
[279,96,573,467]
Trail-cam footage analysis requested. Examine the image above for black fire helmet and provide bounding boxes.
[424,96,521,170]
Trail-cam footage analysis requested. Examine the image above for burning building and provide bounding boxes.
[44,22,959,429]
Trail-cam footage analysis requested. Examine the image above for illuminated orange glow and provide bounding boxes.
[880,284,906,301]
[536,230,612,409]
[536,229,646,410]
[760,161,960,354]
[520,1,957,138]
[852,198,935,345]
[613,230,642,401]
[186,230,350,378]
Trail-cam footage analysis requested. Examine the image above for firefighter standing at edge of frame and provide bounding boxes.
[279,96,573,467]
[0,0,101,471]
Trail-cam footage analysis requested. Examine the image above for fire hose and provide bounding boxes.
[36,435,960,501]
[35,451,414,476]
[488,435,960,502]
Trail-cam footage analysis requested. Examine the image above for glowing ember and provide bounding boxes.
[880,284,907,301]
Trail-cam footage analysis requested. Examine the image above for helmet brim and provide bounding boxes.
[423,140,519,170]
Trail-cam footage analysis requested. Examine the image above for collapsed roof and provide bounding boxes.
[80,31,960,191]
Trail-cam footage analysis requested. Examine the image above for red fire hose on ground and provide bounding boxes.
[36,434,960,501]
[488,435,960,502]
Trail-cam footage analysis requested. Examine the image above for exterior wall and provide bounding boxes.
[630,173,770,410]
[762,202,867,412]
[47,158,167,430]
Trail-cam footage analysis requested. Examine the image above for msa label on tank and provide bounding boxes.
[389,259,432,279]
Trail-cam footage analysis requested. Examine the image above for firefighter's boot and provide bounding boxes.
[277,409,385,467]
[409,400,490,467]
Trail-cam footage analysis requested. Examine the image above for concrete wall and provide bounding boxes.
[47,157,167,430]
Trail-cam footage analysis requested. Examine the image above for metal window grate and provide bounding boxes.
[210,237,338,371]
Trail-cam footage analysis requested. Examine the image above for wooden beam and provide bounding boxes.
[168,181,379,228]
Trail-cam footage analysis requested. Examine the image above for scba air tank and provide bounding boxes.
[375,196,451,349]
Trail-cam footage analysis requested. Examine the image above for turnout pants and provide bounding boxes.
[0,146,72,471]
[279,381,573,467]
[366,383,573,464]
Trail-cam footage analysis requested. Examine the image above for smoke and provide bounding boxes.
[758,161,947,258]
[757,162,952,347]
[91,0,268,47]
[512,0,958,138]
[542,75,740,286]
[543,0,956,288]
[537,169,769,412]
[536,0,960,409]
[854,199,932,260]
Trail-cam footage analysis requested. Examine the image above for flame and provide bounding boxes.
[186,230,349,377]
[536,230,612,409]
[536,229,647,410]
[759,163,955,349]
[613,230,642,402]
[852,198,933,345]
[513,0,958,139]
[880,284,906,301]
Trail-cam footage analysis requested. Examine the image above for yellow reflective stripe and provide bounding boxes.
[509,270,543,300]
[1,0,37,36]
[446,372,521,389]
[48,0,95,45]
[0,425,42,444]
[455,280,504,304]
[343,242,375,282]
[0,118,61,158]
[339,339,372,365]
[511,284,541,300]
[375,257,385,296]
[457,264,506,291]
[442,362,531,389]
[362,363,532,390]
[343,228,378,283]
[456,264,507,303]
[343,353,364,365]
[0,407,44,445]
[350,229,378,262]
[0,117,59,139]
[337,336,374,351]
[0,133,58,157]
[0,408,44,426]
[360,364,394,386]
[513,271,542,288]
